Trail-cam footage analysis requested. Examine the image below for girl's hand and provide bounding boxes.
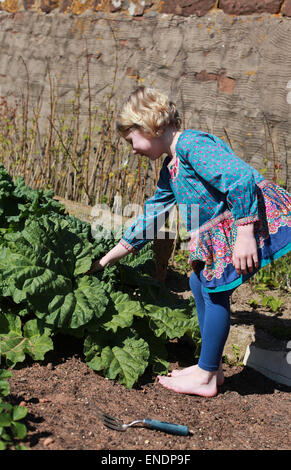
[86,259,105,274]
[232,224,259,276]
[86,242,132,275]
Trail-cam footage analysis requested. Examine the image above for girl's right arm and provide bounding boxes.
[100,242,133,267]
[88,158,176,274]
[87,242,132,273]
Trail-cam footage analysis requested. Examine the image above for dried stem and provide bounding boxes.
[19,57,30,180]
[45,65,56,182]
[48,116,92,204]
[84,38,92,202]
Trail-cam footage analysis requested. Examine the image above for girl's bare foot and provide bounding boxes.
[158,366,218,397]
[168,363,224,386]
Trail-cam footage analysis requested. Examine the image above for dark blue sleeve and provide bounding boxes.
[120,158,176,253]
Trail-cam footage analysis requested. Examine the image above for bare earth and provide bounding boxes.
[6,271,291,452]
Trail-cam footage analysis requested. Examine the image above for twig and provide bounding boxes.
[47,116,92,203]
[19,57,30,180]
[262,113,277,183]
[224,128,233,150]
[45,65,56,182]
[84,38,92,203]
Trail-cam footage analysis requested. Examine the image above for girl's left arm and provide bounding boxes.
[182,133,263,274]
[232,223,259,275]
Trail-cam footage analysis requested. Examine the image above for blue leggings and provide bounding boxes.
[189,272,235,372]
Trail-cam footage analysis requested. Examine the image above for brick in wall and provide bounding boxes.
[160,0,216,17]
[282,0,291,15]
[218,0,284,15]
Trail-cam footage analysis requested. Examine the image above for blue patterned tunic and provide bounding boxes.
[120,129,291,292]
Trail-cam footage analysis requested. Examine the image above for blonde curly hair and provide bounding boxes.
[116,86,181,137]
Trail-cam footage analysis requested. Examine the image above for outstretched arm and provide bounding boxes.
[233,223,259,275]
[87,158,176,273]
[119,158,176,253]
[87,242,132,273]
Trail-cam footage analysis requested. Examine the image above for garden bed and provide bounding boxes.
[6,277,291,451]
[1,175,290,451]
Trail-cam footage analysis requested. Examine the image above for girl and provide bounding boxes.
[90,86,291,397]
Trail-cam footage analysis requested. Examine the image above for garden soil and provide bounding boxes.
[6,270,291,451]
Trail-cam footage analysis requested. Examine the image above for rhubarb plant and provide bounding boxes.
[0,165,199,388]
[0,370,28,450]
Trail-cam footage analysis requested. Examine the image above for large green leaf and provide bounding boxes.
[101,291,145,333]
[0,166,14,200]
[12,405,28,422]
[10,421,27,439]
[119,242,156,276]
[0,245,71,300]
[144,304,197,339]
[84,331,150,389]
[0,167,202,390]
[0,314,53,367]
[30,276,109,329]
[0,166,15,225]
[58,215,93,276]
[28,215,92,277]
[105,337,149,389]
[0,215,108,329]
[0,406,12,427]
[0,370,13,397]
[132,319,169,375]
[0,166,65,232]
[2,215,92,279]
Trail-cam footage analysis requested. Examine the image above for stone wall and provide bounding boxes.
[1,0,291,17]
[0,3,290,199]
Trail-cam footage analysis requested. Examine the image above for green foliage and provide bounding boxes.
[250,253,291,293]
[249,294,284,313]
[248,255,290,316]
[260,295,284,313]
[223,344,244,367]
[173,250,192,275]
[0,166,65,233]
[0,369,28,450]
[0,314,53,367]
[248,255,290,313]
[0,165,199,389]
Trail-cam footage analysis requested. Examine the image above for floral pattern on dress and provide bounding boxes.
[189,180,291,282]
[168,156,179,181]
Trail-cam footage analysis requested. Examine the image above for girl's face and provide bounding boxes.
[124,129,165,160]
